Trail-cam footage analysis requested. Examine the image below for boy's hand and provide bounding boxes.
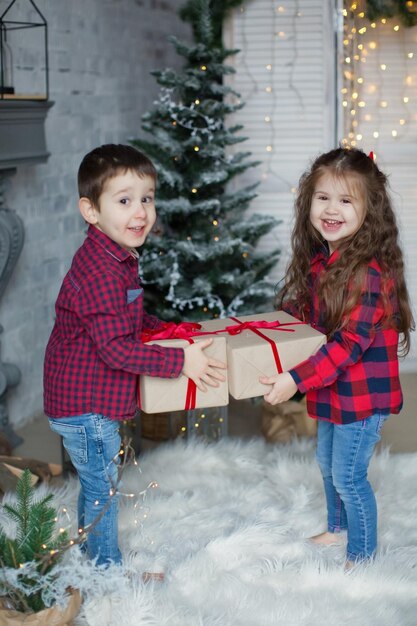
[183,338,227,392]
[259,371,298,405]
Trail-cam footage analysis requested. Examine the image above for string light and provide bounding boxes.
[342,4,416,147]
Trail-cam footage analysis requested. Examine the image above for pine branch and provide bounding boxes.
[365,0,417,26]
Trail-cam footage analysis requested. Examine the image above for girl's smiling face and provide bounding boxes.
[310,171,366,253]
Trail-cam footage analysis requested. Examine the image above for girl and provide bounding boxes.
[260,147,414,569]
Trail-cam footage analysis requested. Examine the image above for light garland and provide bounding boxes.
[233,1,417,159]
[342,0,417,148]
[234,1,298,193]
[45,439,159,564]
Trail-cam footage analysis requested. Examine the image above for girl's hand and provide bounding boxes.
[259,371,298,405]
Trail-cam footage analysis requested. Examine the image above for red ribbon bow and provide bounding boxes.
[141,321,203,343]
[223,320,297,335]
[226,316,305,375]
[140,322,204,412]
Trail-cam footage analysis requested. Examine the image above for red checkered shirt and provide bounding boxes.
[44,225,184,421]
[287,249,403,424]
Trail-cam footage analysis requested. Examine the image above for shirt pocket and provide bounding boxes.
[126,288,143,304]
[126,288,144,336]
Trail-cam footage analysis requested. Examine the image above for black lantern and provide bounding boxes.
[0,0,48,100]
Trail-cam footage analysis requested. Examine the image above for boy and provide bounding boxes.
[44,144,226,569]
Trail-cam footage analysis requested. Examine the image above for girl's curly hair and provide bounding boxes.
[276,147,414,355]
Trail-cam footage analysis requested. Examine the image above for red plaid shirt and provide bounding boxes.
[287,250,403,424]
[44,225,184,421]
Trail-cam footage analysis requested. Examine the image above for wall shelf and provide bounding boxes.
[0,99,54,170]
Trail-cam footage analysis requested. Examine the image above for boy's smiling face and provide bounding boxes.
[79,169,156,250]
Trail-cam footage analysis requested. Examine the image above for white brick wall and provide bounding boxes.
[0,0,191,428]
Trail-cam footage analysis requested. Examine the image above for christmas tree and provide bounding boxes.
[364,0,417,26]
[0,469,68,612]
[131,0,280,322]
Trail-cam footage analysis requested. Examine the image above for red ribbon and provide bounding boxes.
[223,319,298,335]
[184,337,197,411]
[141,322,202,411]
[227,316,305,375]
[141,321,203,343]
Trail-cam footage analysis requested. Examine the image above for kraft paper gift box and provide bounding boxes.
[200,311,326,400]
[138,335,229,414]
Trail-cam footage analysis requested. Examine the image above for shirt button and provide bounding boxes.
[170,373,176,378]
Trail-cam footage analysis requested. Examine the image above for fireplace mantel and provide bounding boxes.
[0,100,54,170]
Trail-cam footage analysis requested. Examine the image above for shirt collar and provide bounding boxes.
[87,225,134,263]
[312,243,339,267]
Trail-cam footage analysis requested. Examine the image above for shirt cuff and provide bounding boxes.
[289,359,323,393]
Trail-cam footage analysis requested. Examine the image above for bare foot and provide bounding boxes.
[309,531,345,546]
[142,571,165,583]
[344,560,355,572]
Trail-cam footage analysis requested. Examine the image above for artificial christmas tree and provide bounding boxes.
[0,470,81,620]
[131,0,280,322]
[364,0,417,26]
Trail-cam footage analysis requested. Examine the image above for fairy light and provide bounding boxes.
[342,4,416,147]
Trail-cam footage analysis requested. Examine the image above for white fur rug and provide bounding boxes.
[12,438,417,625]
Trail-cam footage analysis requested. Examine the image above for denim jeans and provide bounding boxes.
[48,413,122,566]
[316,413,387,562]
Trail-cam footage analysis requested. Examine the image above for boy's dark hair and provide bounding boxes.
[78,144,157,208]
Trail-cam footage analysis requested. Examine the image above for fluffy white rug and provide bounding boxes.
[12,437,417,625]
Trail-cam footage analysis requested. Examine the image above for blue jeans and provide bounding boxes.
[48,413,122,566]
[316,413,387,562]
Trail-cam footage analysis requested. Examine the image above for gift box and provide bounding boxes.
[138,332,228,414]
[200,311,326,400]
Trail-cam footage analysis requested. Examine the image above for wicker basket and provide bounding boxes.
[140,410,187,441]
